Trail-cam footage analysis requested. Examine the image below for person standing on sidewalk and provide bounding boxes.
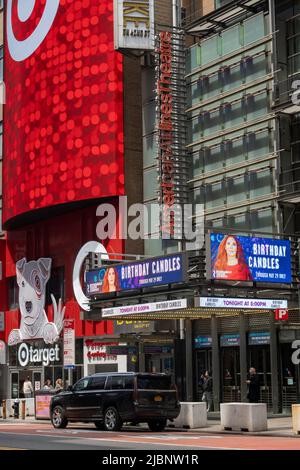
[23,377,33,398]
[202,371,213,412]
[246,367,260,403]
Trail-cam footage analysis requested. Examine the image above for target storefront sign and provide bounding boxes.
[17,342,61,367]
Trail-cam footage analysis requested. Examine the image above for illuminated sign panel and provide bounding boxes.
[85,253,187,295]
[4,0,124,226]
[114,0,154,50]
[208,233,292,284]
[155,30,188,238]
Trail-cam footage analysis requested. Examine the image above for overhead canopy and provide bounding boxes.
[97,306,288,321]
[186,0,266,36]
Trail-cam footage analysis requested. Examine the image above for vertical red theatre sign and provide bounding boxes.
[4,0,124,227]
[155,29,187,240]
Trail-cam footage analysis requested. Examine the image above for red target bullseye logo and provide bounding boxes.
[7,0,60,62]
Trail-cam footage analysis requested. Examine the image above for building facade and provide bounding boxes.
[0,0,300,416]
[0,0,145,402]
[134,0,300,413]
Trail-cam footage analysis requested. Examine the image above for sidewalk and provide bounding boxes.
[168,416,298,438]
[0,415,298,438]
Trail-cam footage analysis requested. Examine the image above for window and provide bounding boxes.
[247,92,268,121]
[111,376,125,390]
[223,100,244,129]
[8,277,19,310]
[143,101,156,135]
[243,14,266,45]
[249,168,273,199]
[203,109,221,137]
[206,181,224,208]
[225,137,246,166]
[245,55,268,82]
[227,174,248,204]
[250,208,274,232]
[186,45,200,73]
[88,376,107,390]
[74,378,89,391]
[124,377,134,389]
[143,134,157,168]
[248,130,271,159]
[143,167,157,200]
[201,36,220,65]
[205,144,224,172]
[222,25,241,55]
[137,375,172,390]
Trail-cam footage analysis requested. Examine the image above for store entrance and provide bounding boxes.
[195,350,212,401]
[10,369,42,399]
[145,354,174,376]
[280,343,300,413]
[248,345,271,408]
[221,347,241,402]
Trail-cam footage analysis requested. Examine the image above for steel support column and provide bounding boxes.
[211,315,220,411]
[239,312,248,402]
[185,319,193,401]
[270,313,279,414]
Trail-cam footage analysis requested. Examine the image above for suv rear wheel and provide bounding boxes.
[51,405,68,429]
[148,420,167,432]
[104,406,122,432]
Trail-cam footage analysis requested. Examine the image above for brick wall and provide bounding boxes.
[155,0,172,26]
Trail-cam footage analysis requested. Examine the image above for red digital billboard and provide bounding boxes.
[3,0,124,226]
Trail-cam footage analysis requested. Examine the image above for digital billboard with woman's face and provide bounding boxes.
[85,254,187,295]
[209,233,292,283]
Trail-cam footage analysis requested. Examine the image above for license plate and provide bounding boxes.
[154,395,162,402]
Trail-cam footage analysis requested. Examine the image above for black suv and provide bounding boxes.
[50,372,180,432]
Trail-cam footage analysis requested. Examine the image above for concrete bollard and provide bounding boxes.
[21,400,26,420]
[292,404,300,435]
[220,403,267,432]
[168,402,207,429]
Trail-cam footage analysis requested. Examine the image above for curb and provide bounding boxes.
[0,419,298,439]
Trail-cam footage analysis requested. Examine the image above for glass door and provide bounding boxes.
[195,350,212,401]
[33,371,42,393]
[221,347,241,402]
[10,371,19,399]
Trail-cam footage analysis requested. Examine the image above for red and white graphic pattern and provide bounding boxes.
[4,0,124,225]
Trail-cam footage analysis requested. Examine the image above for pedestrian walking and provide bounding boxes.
[202,370,213,412]
[43,379,53,390]
[246,367,260,403]
[23,376,33,398]
[55,378,63,392]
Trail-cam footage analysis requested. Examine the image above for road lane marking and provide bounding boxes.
[0,447,26,450]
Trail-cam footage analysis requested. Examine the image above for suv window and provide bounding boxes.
[74,378,89,391]
[88,376,107,390]
[105,375,134,390]
[137,376,172,390]
[124,377,134,389]
[111,376,125,390]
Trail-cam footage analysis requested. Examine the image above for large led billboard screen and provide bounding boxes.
[209,233,292,284]
[85,253,187,295]
[4,0,124,226]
